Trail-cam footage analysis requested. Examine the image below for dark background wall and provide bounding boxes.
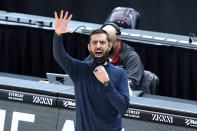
[0,0,196,36]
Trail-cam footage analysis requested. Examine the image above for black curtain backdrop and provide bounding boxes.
[0,25,197,101]
[0,0,197,35]
[0,25,89,77]
[127,41,197,101]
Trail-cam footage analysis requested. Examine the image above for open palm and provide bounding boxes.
[54,10,73,35]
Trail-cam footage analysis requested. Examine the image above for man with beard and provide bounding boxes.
[85,23,145,92]
[53,10,129,131]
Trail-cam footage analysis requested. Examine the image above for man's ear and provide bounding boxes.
[109,42,113,50]
[87,44,90,51]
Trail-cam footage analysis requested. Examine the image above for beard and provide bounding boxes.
[89,50,109,65]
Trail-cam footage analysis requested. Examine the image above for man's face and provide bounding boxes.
[88,33,112,57]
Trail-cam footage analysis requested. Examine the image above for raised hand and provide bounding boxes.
[54,10,73,36]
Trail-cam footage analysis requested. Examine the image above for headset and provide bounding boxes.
[100,22,121,35]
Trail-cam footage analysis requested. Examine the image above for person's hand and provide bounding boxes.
[54,10,73,36]
[93,66,110,84]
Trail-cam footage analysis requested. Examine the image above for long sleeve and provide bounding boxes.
[103,69,130,115]
[53,32,82,79]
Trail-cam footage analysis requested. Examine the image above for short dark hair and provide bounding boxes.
[89,29,110,42]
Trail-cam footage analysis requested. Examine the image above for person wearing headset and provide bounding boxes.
[85,23,145,93]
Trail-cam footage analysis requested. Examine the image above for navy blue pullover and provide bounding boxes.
[53,33,129,131]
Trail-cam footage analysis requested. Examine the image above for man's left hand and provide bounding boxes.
[93,66,110,84]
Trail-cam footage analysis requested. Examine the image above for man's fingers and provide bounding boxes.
[94,69,99,73]
[54,10,72,22]
[63,11,68,20]
[54,11,58,19]
[93,66,109,84]
[94,67,101,73]
[60,10,64,19]
[93,70,98,77]
[66,14,72,22]
[99,66,105,70]
[97,66,105,73]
